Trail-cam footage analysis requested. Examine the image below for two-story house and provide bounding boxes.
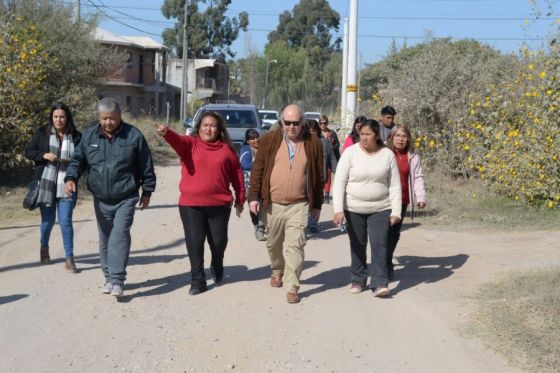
[94,28,169,117]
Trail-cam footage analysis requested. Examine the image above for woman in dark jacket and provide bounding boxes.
[24,102,81,271]
[307,119,337,233]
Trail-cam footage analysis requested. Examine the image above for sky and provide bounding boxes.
[82,0,559,65]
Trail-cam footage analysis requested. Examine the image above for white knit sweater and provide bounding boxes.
[333,144,402,217]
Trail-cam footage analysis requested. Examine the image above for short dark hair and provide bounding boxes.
[48,102,77,135]
[244,128,260,143]
[381,106,397,116]
[193,111,232,146]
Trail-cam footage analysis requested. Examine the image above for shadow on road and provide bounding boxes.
[299,266,348,298]
[0,293,28,305]
[0,219,94,231]
[117,261,322,302]
[391,254,469,295]
[0,238,185,274]
[118,272,189,303]
[401,221,420,232]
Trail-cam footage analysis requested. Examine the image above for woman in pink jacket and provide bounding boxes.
[386,124,426,280]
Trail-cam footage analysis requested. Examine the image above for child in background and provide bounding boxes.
[240,129,266,241]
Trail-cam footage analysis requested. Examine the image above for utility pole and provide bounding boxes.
[262,57,277,110]
[345,0,358,130]
[341,17,349,128]
[180,1,189,124]
[74,0,80,22]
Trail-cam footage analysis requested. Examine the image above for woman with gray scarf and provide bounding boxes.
[25,102,81,271]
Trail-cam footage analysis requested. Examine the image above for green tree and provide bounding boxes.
[263,1,341,112]
[267,0,341,57]
[0,0,108,170]
[161,0,248,60]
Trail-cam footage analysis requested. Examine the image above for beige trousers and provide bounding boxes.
[266,202,309,292]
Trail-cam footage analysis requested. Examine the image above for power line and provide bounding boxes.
[81,2,554,43]
[85,0,161,37]
[246,28,550,42]
[73,3,559,21]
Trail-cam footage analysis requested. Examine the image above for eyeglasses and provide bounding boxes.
[283,120,300,127]
[319,121,327,125]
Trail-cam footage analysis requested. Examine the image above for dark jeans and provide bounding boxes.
[345,209,391,289]
[179,205,232,289]
[387,204,408,276]
[94,195,138,286]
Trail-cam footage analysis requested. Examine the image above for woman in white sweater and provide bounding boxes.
[332,120,402,297]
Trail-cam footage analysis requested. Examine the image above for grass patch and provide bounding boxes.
[465,268,560,373]
[126,115,183,166]
[412,168,560,231]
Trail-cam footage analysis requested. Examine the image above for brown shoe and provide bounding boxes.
[270,273,283,288]
[64,258,79,273]
[286,291,299,304]
[40,246,51,265]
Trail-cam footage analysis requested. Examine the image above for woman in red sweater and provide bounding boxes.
[156,112,245,295]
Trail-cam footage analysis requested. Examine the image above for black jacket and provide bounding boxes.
[24,125,82,181]
[65,121,156,203]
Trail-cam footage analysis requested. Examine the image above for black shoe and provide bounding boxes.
[211,265,224,284]
[189,283,207,295]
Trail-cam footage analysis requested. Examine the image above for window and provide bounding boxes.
[204,110,257,128]
[259,112,278,120]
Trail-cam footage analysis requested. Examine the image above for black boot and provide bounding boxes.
[40,246,51,264]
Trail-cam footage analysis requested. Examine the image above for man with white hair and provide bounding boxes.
[65,97,156,297]
[249,104,324,304]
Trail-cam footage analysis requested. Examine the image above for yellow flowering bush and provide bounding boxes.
[0,17,50,167]
[454,43,559,208]
[0,1,109,170]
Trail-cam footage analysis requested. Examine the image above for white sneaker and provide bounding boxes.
[111,284,123,297]
[102,282,112,294]
[373,286,390,297]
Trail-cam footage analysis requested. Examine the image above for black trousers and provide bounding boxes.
[387,204,408,275]
[345,209,391,289]
[179,205,231,288]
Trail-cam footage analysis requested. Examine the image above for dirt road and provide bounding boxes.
[1,161,558,372]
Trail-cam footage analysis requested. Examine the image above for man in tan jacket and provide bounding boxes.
[249,104,324,304]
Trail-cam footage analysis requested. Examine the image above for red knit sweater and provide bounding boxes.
[163,129,246,206]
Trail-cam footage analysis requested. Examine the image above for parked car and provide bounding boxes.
[184,104,265,153]
[304,111,321,122]
[258,110,279,131]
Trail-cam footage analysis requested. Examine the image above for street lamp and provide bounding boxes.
[262,57,277,109]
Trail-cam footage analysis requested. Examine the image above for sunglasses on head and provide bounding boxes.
[283,120,300,127]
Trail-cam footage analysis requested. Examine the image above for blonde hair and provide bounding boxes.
[387,124,415,153]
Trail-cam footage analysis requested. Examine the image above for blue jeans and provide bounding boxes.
[39,193,77,257]
[94,195,138,286]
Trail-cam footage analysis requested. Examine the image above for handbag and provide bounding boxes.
[23,180,40,211]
